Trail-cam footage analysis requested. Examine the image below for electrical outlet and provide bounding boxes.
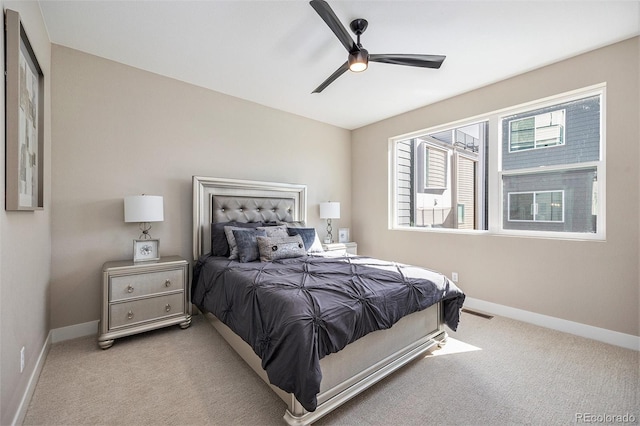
[20,347,25,373]
[451,272,459,283]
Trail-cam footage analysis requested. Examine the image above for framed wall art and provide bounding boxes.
[5,9,44,211]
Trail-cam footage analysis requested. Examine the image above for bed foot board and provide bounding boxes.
[282,330,447,426]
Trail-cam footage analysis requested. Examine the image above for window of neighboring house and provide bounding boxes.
[423,144,447,190]
[509,110,565,152]
[508,190,564,222]
[390,84,604,240]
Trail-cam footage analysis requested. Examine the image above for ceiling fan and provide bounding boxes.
[309,0,446,93]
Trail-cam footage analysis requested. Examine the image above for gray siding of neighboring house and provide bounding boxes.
[502,95,600,170]
[396,140,414,226]
[503,168,597,233]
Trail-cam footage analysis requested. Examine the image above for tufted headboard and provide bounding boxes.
[192,176,307,260]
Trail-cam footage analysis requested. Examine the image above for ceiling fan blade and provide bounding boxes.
[310,0,358,53]
[312,61,349,93]
[369,54,446,69]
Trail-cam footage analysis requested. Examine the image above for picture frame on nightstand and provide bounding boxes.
[338,228,349,243]
[133,239,160,262]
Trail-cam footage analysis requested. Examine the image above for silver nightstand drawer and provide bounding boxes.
[110,269,184,302]
[109,292,184,329]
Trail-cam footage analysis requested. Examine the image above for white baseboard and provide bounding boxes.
[12,331,52,426]
[51,320,99,343]
[12,321,99,425]
[464,297,639,351]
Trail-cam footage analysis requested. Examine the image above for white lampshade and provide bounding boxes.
[124,195,164,223]
[320,202,340,219]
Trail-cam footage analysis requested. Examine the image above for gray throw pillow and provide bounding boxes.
[277,220,306,228]
[212,221,262,256]
[257,224,289,238]
[286,227,316,250]
[277,221,324,253]
[211,221,236,256]
[256,235,306,262]
[225,225,264,260]
[233,228,267,263]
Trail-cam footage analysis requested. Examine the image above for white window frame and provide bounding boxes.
[388,83,606,241]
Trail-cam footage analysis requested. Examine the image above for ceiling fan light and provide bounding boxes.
[348,49,368,72]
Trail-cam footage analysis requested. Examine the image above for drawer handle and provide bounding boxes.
[165,279,171,287]
[127,285,134,293]
[165,304,172,312]
[127,311,134,320]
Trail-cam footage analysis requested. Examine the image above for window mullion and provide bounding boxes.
[488,113,501,233]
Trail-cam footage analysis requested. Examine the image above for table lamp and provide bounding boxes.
[320,201,340,244]
[124,195,164,262]
[124,195,164,239]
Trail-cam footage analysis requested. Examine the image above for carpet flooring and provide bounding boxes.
[23,311,638,425]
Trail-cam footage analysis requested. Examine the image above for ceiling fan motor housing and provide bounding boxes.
[310,0,445,93]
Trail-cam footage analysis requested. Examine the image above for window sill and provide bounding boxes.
[390,225,605,242]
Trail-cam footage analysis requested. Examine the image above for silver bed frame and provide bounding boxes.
[192,176,447,425]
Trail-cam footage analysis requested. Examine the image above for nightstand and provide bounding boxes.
[322,242,358,255]
[98,256,191,349]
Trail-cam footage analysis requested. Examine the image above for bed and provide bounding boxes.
[191,176,464,425]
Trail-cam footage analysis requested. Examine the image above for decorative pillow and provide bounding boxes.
[224,223,264,260]
[257,235,306,262]
[258,224,289,238]
[277,220,306,228]
[211,221,236,256]
[233,228,267,263]
[211,221,263,256]
[286,227,316,251]
[280,220,324,253]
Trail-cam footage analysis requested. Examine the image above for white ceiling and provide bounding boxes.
[38,0,639,130]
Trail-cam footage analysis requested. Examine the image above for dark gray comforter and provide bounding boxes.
[192,254,465,412]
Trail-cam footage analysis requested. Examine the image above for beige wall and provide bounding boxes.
[0,2,51,424]
[352,37,639,337]
[49,45,352,330]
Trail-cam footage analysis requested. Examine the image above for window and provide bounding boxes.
[508,190,564,222]
[393,123,488,230]
[509,110,565,152]
[423,145,447,189]
[390,84,604,240]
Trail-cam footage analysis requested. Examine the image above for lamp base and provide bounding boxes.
[139,222,153,240]
[325,219,334,244]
